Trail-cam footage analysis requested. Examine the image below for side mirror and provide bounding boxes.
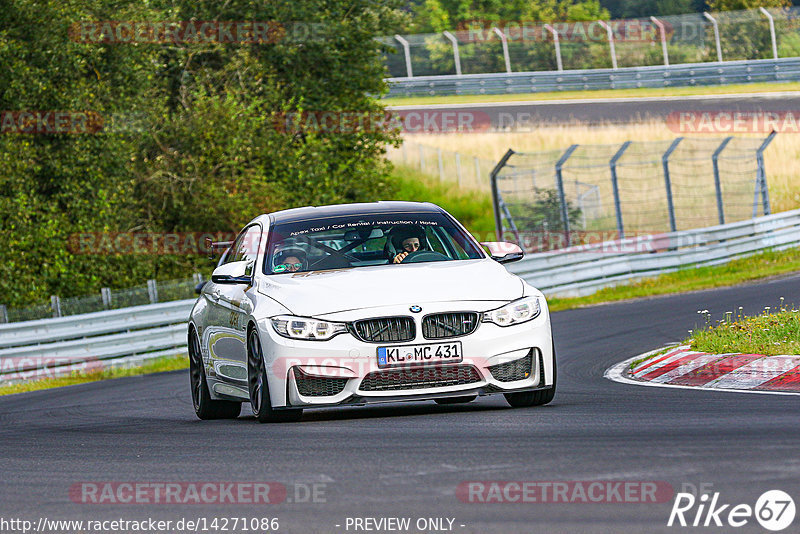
[194,281,207,295]
[211,261,252,284]
[480,242,524,264]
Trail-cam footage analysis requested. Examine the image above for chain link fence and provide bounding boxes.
[382,7,800,78]
[491,134,776,251]
[0,275,205,324]
[386,140,497,190]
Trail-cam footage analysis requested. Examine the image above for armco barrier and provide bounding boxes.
[507,209,800,297]
[386,57,800,98]
[0,300,193,384]
[1,210,798,383]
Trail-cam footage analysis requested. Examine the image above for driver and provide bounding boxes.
[390,228,427,264]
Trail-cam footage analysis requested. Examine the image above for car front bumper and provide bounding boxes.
[256,301,554,409]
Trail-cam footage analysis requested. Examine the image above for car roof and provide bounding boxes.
[267,201,444,224]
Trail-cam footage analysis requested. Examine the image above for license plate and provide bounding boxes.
[377,341,462,368]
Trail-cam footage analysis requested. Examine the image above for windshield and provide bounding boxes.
[264,211,484,274]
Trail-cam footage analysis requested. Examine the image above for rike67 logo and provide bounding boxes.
[668,489,796,531]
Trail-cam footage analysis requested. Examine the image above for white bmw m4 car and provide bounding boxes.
[188,201,555,422]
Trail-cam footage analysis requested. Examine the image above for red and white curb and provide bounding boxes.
[605,345,800,396]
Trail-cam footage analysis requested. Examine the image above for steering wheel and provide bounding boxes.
[399,250,450,263]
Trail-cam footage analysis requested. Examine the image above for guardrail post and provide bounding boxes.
[0,304,7,324]
[759,8,778,60]
[662,138,683,233]
[51,295,62,318]
[703,12,723,63]
[492,27,512,73]
[455,152,463,187]
[555,145,579,247]
[490,149,515,241]
[544,24,563,72]
[755,131,777,217]
[598,21,618,70]
[609,141,631,239]
[650,16,669,66]
[442,31,462,76]
[147,280,159,304]
[394,35,413,77]
[712,136,733,225]
[437,148,444,182]
[101,287,112,309]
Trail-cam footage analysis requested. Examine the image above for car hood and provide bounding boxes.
[257,259,523,316]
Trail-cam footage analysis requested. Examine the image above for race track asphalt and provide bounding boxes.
[2,273,799,533]
[388,91,800,126]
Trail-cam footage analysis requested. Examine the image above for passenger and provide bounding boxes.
[274,248,307,273]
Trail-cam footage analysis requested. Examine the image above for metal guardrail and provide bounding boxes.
[2,210,798,383]
[386,57,800,98]
[0,299,195,349]
[0,300,193,384]
[507,209,800,297]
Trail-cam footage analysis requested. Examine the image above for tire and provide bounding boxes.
[504,343,557,408]
[247,328,303,423]
[189,328,242,420]
[434,395,477,405]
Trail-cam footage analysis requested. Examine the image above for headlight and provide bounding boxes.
[482,296,541,327]
[271,315,349,341]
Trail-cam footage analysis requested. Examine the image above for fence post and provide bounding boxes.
[555,145,579,247]
[101,287,112,309]
[51,295,62,318]
[402,142,407,164]
[394,35,413,77]
[437,148,444,182]
[756,131,777,216]
[419,144,425,172]
[492,27,512,73]
[544,24,563,72]
[598,21,618,69]
[703,12,723,63]
[442,31,462,76]
[662,138,683,233]
[455,152,463,187]
[759,7,778,60]
[147,279,159,304]
[609,141,631,239]
[712,136,733,225]
[650,16,669,66]
[474,156,481,186]
[0,304,7,324]
[193,273,204,284]
[490,149,516,241]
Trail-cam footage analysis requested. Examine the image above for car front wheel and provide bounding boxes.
[247,328,303,423]
[504,343,557,408]
[189,328,241,420]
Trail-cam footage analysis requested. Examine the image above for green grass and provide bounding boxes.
[547,247,800,312]
[386,164,495,239]
[686,303,800,356]
[384,81,800,106]
[0,354,188,396]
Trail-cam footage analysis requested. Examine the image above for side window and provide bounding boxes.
[226,225,263,275]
